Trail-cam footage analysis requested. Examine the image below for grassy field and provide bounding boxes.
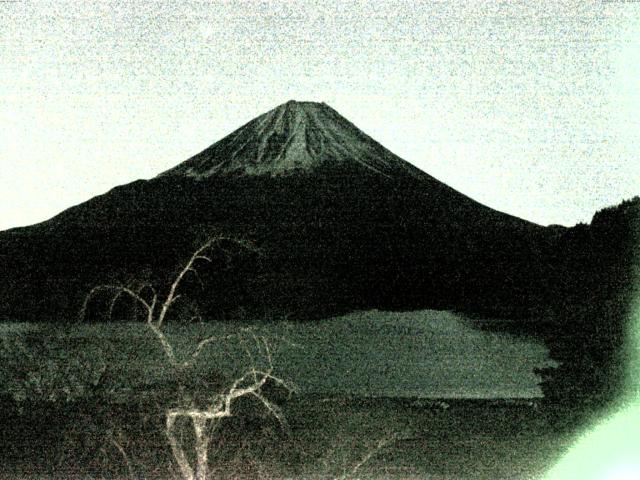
[0,310,574,479]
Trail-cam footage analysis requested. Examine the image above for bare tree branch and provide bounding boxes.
[108,289,126,319]
[165,363,292,480]
[184,333,237,368]
[339,431,408,480]
[80,285,152,323]
[166,413,195,480]
[156,236,243,328]
[80,235,279,480]
[186,267,205,289]
[146,322,180,368]
[108,432,136,480]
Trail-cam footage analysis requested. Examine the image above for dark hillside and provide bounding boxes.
[0,165,550,323]
[0,101,555,323]
[532,197,639,417]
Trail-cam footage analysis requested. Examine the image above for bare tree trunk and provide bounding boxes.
[82,237,287,480]
[193,414,212,480]
[166,413,195,480]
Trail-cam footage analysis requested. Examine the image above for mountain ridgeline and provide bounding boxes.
[160,100,430,180]
[1,100,638,409]
[0,101,558,322]
[0,102,636,324]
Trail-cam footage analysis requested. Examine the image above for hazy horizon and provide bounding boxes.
[2,0,639,230]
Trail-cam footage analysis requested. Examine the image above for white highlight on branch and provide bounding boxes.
[80,235,258,369]
[80,235,290,480]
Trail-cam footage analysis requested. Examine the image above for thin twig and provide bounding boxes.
[108,432,136,480]
[340,433,401,480]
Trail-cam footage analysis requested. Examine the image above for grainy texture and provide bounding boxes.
[1,1,639,478]
[1,1,639,229]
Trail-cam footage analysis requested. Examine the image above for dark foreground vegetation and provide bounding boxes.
[0,394,574,479]
[525,198,639,423]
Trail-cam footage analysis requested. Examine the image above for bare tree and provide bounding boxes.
[81,236,293,480]
[166,334,289,480]
[81,236,255,368]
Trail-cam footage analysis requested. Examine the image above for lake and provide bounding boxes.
[0,309,557,400]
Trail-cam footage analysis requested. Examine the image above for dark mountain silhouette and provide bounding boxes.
[0,100,558,323]
[472,196,639,421]
[0,101,636,354]
[1,100,638,415]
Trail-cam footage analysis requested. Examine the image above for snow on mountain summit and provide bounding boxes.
[159,100,426,179]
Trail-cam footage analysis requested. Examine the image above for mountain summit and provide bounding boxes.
[0,100,555,323]
[160,100,425,179]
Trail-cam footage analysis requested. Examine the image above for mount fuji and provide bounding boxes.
[0,101,556,322]
[160,100,428,179]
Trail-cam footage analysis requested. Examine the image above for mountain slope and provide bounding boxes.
[159,100,428,180]
[0,101,556,322]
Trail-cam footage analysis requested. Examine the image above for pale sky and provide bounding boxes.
[1,0,639,230]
